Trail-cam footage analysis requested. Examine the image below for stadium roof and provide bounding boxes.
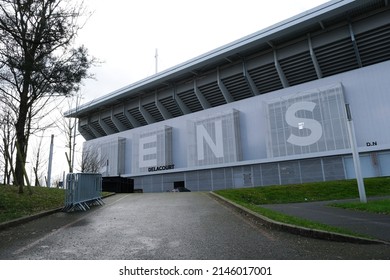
[66,0,371,117]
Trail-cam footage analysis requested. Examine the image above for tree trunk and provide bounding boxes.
[14,93,29,193]
[2,137,8,185]
[4,146,15,186]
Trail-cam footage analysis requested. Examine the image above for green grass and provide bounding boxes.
[0,185,65,223]
[0,185,113,224]
[214,177,390,205]
[233,200,367,237]
[214,177,390,238]
[331,199,390,215]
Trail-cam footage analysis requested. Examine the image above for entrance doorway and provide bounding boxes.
[174,181,185,189]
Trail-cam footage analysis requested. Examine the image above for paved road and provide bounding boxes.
[0,193,389,259]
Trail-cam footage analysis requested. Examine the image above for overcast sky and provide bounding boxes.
[76,0,330,104]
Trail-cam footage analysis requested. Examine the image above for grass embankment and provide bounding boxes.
[329,199,390,215]
[214,177,390,237]
[0,185,65,224]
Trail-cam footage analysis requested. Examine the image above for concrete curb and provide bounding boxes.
[0,193,116,231]
[209,192,389,245]
[0,207,63,231]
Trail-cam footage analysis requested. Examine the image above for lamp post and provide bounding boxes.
[345,104,367,203]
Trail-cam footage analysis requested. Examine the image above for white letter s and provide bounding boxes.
[285,101,323,146]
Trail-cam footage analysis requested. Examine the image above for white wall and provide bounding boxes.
[84,61,390,177]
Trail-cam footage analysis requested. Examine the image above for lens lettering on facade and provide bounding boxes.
[266,84,350,158]
[285,101,323,146]
[132,126,173,174]
[187,109,242,167]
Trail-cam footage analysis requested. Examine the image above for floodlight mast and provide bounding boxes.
[155,48,158,74]
[345,104,367,203]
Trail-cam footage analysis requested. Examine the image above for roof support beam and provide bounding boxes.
[349,22,363,68]
[78,120,94,140]
[173,87,191,115]
[139,99,155,124]
[194,80,211,109]
[79,128,94,140]
[273,49,289,88]
[155,92,172,120]
[217,67,234,103]
[88,120,102,138]
[111,110,127,132]
[308,34,323,79]
[123,106,140,128]
[242,59,260,95]
[99,115,115,135]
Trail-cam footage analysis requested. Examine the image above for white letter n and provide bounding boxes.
[196,120,223,161]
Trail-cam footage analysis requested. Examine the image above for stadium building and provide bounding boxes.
[65,0,390,192]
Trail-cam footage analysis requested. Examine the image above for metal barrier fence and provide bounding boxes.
[63,173,104,212]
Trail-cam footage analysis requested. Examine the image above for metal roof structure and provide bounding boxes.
[65,0,390,140]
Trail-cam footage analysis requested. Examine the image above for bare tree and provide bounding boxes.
[80,144,106,174]
[57,94,81,173]
[30,132,48,187]
[0,105,16,185]
[0,0,96,193]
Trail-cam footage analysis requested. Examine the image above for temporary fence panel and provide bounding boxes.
[64,173,103,212]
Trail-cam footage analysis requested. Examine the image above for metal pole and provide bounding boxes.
[155,48,158,74]
[63,171,65,189]
[47,134,54,188]
[345,104,367,203]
